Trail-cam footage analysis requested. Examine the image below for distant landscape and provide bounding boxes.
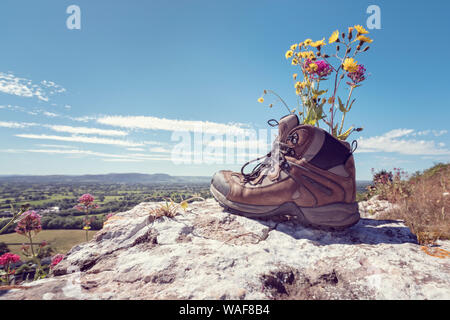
[0,172,401,258]
[0,173,371,222]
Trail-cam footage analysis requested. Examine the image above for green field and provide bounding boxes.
[0,229,96,258]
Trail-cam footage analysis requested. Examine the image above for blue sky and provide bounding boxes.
[0,0,449,180]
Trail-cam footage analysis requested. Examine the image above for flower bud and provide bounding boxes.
[336,45,340,52]
[363,46,370,52]
[346,47,351,54]
[356,45,361,51]
[340,74,345,79]
[316,51,321,56]
[348,30,353,41]
[323,54,330,58]
[341,32,345,40]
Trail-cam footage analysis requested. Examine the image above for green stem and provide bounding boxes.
[85,209,89,242]
[0,208,25,234]
[339,86,355,135]
[267,90,291,114]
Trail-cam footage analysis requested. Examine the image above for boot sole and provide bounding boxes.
[210,185,360,230]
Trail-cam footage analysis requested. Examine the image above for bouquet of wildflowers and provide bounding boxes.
[259,25,373,141]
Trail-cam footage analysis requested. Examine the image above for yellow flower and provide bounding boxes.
[303,39,312,46]
[348,26,354,33]
[294,81,302,89]
[293,73,298,80]
[180,201,188,211]
[356,35,373,43]
[309,63,318,71]
[290,44,298,50]
[329,30,339,44]
[291,58,299,65]
[354,25,369,34]
[343,58,358,73]
[310,38,326,48]
[307,51,316,59]
[285,50,294,59]
[258,97,264,103]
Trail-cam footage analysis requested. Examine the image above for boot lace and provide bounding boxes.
[240,119,297,184]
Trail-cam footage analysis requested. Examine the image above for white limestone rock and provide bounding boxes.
[1,199,449,300]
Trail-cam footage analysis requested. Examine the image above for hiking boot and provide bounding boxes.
[210,114,360,229]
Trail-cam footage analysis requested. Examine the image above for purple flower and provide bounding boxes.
[304,59,332,79]
[347,64,366,85]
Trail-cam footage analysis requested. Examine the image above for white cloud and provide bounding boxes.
[143,141,165,146]
[46,125,128,137]
[36,144,76,149]
[6,148,171,162]
[357,129,450,156]
[15,133,144,147]
[101,159,144,162]
[383,129,414,139]
[149,146,171,153]
[0,72,65,101]
[70,115,98,123]
[0,121,36,128]
[97,115,250,135]
[126,147,145,151]
[42,111,59,118]
[412,129,448,137]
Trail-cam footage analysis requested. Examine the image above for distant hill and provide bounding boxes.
[0,173,372,189]
[0,173,211,184]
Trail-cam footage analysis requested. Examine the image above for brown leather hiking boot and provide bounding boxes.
[210,114,360,229]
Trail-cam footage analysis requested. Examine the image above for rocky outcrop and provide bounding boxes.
[358,195,399,219]
[1,199,449,300]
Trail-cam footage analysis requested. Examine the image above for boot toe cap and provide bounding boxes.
[211,171,230,197]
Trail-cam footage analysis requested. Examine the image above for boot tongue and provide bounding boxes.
[278,114,299,142]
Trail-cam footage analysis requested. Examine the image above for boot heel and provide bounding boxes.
[300,202,360,228]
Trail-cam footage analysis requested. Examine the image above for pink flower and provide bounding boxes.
[74,194,99,211]
[304,59,332,79]
[50,254,65,269]
[0,253,21,266]
[79,193,95,205]
[15,210,42,235]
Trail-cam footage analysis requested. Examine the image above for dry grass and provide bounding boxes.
[0,229,96,258]
[378,164,450,244]
[148,197,205,220]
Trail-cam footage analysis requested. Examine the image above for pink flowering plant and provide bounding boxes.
[259,25,374,141]
[74,194,99,241]
[367,168,412,202]
[0,253,21,285]
[15,210,49,280]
